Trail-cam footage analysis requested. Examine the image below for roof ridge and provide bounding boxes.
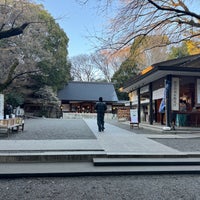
[153,53,200,67]
[68,81,113,85]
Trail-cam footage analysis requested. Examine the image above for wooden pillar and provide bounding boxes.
[149,83,153,125]
[154,100,158,122]
[137,88,141,123]
[166,75,172,127]
[130,101,133,109]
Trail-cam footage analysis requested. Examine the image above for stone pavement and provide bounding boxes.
[0,118,186,154]
[1,118,200,154]
[0,118,200,176]
[85,119,181,155]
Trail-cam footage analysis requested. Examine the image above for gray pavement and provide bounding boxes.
[1,118,200,177]
[1,117,200,155]
[1,118,200,199]
[0,118,183,155]
[86,119,181,155]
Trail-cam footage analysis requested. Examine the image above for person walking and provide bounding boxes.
[95,97,107,132]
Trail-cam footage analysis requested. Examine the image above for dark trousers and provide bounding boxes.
[97,113,105,131]
[161,113,165,125]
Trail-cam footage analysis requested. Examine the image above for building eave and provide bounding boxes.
[123,54,200,93]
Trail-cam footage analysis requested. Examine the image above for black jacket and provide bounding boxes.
[95,102,107,114]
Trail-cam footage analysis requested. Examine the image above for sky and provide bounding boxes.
[35,0,107,58]
[34,1,199,58]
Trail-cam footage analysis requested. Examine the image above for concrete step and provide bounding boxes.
[2,162,200,177]
[1,150,200,163]
[0,152,200,177]
[0,150,197,163]
[93,157,200,166]
[0,151,106,162]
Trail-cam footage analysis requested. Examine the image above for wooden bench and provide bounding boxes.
[0,118,24,137]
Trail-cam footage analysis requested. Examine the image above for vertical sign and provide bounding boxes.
[197,79,200,104]
[0,94,4,119]
[130,108,138,123]
[171,77,179,111]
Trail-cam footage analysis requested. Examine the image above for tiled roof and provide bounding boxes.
[123,54,200,90]
[57,81,118,102]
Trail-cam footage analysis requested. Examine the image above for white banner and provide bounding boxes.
[171,78,179,111]
[0,94,4,119]
[130,109,138,123]
[153,88,165,100]
[197,79,200,104]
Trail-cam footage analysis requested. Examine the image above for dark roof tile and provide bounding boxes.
[58,81,118,102]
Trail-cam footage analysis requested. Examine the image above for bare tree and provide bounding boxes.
[91,49,129,82]
[0,0,35,40]
[70,54,98,82]
[82,0,200,52]
[91,53,113,82]
[0,0,71,92]
[70,49,129,82]
[0,0,42,91]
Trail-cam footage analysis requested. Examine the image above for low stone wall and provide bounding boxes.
[63,112,113,120]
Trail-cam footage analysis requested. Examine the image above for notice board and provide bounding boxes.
[130,108,138,123]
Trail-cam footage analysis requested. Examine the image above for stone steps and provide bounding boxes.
[0,151,200,177]
[2,161,200,178]
[0,150,200,163]
[93,157,200,166]
[0,151,106,162]
[0,150,197,163]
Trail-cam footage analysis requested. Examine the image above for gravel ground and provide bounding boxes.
[0,118,200,199]
[153,138,200,152]
[0,118,96,140]
[0,175,200,200]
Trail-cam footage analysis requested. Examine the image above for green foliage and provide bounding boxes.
[30,8,71,91]
[168,42,189,59]
[112,58,138,100]
[32,59,71,91]
[5,92,24,107]
[112,34,169,100]
[0,0,71,94]
[24,2,70,91]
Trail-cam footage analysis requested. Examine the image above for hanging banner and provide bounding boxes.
[197,79,200,104]
[153,88,165,100]
[171,77,179,111]
[130,108,138,123]
[0,94,4,119]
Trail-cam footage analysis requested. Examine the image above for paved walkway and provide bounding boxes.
[85,119,181,155]
[0,118,182,155]
[0,118,200,176]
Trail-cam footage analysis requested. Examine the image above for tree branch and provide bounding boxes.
[147,0,200,20]
[0,59,41,92]
[0,22,30,39]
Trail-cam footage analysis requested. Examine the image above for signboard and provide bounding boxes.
[0,94,4,119]
[153,88,165,100]
[130,108,138,123]
[197,79,200,104]
[171,77,179,111]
